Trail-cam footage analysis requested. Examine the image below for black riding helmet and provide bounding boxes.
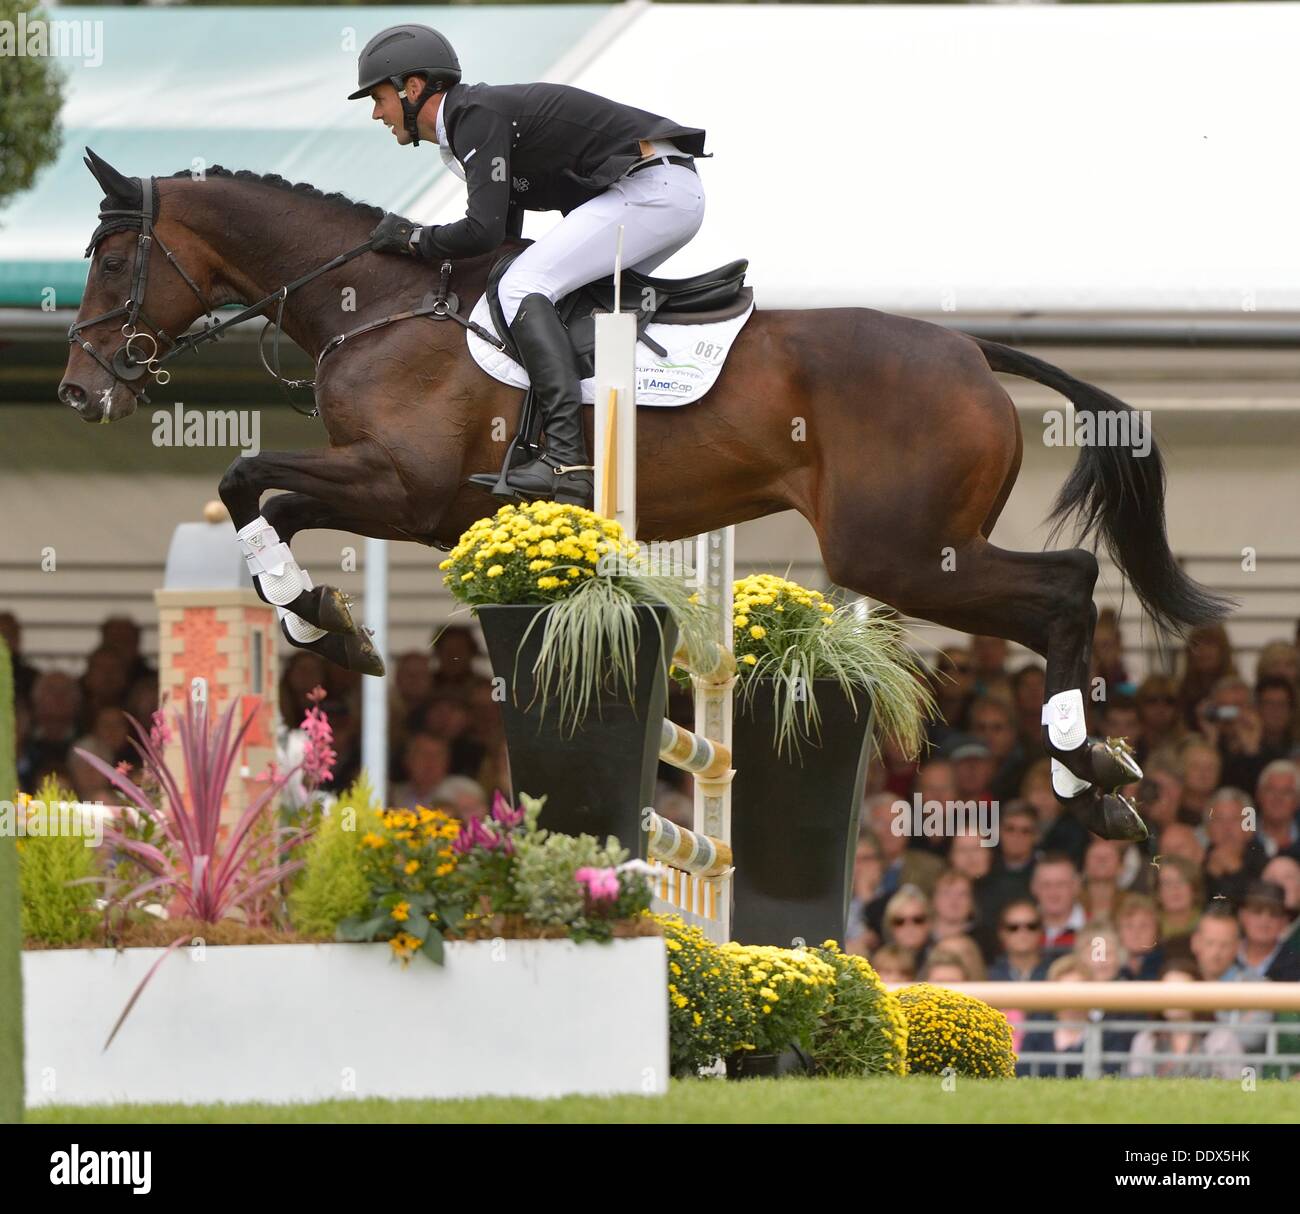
[349,24,461,148]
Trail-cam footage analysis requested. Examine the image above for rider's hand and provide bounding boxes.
[369,212,420,256]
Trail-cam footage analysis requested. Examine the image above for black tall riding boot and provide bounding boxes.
[497,294,593,506]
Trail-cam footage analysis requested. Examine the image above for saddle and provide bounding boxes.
[473,249,752,496]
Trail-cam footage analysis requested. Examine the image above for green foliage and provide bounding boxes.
[337,791,652,963]
[654,914,754,1078]
[17,776,101,946]
[0,1,63,209]
[0,638,23,1119]
[512,830,646,939]
[807,943,908,1077]
[288,772,381,938]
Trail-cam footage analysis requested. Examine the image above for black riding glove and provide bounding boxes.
[369,212,420,256]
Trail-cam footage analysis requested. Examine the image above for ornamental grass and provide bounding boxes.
[896,982,1017,1078]
[731,573,934,761]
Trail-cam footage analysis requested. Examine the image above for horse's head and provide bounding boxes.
[59,149,216,423]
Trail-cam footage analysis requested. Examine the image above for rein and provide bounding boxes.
[71,175,503,414]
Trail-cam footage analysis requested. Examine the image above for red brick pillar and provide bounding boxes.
[153,505,279,827]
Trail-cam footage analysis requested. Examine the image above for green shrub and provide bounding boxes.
[512,831,641,937]
[808,943,908,1076]
[653,913,754,1077]
[17,777,101,946]
[288,773,381,938]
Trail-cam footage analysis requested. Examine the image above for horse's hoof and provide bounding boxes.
[1046,732,1142,792]
[1063,787,1149,842]
[282,619,385,676]
[1090,736,1143,788]
[309,584,359,636]
[326,629,385,677]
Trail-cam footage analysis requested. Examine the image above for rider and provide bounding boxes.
[352,23,708,506]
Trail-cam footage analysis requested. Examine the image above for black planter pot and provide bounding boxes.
[724,1045,813,1080]
[478,602,677,855]
[730,679,873,948]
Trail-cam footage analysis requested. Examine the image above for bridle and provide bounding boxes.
[68,174,503,414]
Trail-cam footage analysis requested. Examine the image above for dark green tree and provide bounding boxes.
[0,0,63,209]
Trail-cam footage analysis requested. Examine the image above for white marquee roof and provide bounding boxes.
[419,2,1300,314]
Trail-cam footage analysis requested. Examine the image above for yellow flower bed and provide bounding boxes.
[439,502,638,605]
[896,983,1017,1077]
[654,913,755,1076]
[720,941,837,1056]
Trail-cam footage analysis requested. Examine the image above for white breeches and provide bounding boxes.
[497,161,706,327]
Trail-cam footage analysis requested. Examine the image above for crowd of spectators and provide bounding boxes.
[7,604,1300,1075]
[843,613,1300,1077]
[1,610,508,818]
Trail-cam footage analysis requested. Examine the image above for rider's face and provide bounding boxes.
[371,78,432,146]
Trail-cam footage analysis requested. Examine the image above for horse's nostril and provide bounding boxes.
[59,381,87,408]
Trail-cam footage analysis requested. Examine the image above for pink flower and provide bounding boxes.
[575,867,621,903]
[148,706,174,750]
[489,790,526,829]
[298,690,337,789]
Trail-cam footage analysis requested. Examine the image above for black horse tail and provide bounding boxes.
[974,337,1233,635]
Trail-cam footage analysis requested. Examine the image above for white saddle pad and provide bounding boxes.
[465,293,755,408]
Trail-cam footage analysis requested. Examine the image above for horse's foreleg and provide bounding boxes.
[218,444,404,661]
[258,491,424,677]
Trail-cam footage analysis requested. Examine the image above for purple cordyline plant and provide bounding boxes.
[75,693,306,1049]
[77,695,304,924]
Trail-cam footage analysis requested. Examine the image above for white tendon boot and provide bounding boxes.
[1042,687,1142,790]
[237,515,309,606]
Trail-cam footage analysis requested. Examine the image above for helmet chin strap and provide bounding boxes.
[396,77,438,147]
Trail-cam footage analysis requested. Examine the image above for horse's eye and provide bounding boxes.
[101,256,125,274]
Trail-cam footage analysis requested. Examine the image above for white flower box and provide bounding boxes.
[23,937,668,1106]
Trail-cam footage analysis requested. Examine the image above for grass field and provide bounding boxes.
[27,1077,1300,1124]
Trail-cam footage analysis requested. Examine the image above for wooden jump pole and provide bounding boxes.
[930,982,1300,1013]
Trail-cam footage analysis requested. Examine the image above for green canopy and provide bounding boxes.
[0,5,611,306]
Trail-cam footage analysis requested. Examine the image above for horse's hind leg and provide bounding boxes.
[828,535,1146,841]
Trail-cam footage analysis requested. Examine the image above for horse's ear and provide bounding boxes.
[83,147,140,209]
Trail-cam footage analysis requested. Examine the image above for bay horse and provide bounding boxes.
[58,152,1230,840]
